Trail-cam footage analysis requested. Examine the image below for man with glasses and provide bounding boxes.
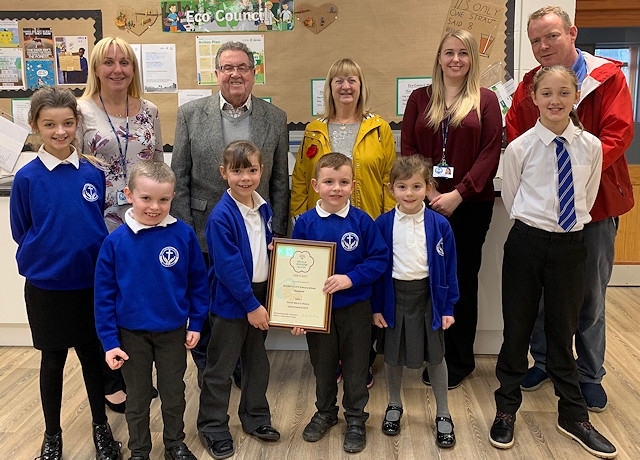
[170,42,289,453]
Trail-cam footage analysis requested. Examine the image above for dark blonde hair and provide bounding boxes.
[532,65,583,130]
[29,86,103,167]
[127,160,175,191]
[427,29,481,130]
[222,140,262,170]
[389,155,437,189]
[81,36,142,99]
[321,58,370,121]
[314,152,353,179]
[528,5,573,31]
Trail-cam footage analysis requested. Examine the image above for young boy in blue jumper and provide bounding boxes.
[94,160,209,460]
[197,141,280,460]
[291,152,389,454]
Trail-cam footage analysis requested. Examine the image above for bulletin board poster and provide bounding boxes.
[25,59,55,90]
[55,36,89,85]
[443,0,504,61]
[0,48,24,89]
[195,35,265,85]
[23,28,54,60]
[0,20,19,48]
[161,1,294,33]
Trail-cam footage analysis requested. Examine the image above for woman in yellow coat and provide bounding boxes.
[290,58,396,222]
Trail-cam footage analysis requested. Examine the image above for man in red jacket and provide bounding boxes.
[506,6,634,412]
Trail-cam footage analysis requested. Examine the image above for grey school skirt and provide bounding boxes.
[382,278,445,368]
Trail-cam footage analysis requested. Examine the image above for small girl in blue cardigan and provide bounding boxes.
[372,155,459,448]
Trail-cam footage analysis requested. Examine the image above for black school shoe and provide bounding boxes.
[381,405,403,436]
[489,411,515,449]
[93,422,122,460]
[343,422,366,453]
[199,431,234,460]
[302,412,338,442]
[435,415,456,448]
[40,430,62,460]
[557,418,617,459]
[249,425,281,441]
[164,442,197,460]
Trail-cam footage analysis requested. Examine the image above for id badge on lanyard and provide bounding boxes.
[433,115,454,179]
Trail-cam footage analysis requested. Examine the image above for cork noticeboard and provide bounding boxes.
[1,1,513,149]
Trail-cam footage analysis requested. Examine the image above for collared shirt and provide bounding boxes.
[392,203,428,280]
[502,120,602,232]
[315,199,350,218]
[572,48,587,88]
[219,92,252,118]
[125,207,177,234]
[37,144,80,171]
[227,189,269,282]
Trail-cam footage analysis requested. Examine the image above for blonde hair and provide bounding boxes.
[528,6,573,31]
[81,36,142,99]
[314,152,353,179]
[426,29,481,130]
[29,86,104,168]
[321,58,371,121]
[127,160,175,191]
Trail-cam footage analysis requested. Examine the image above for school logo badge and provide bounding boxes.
[267,216,273,234]
[159,246,179,267]
[82,183,99,202]
[341,232,359,252]
[436,238,444,257]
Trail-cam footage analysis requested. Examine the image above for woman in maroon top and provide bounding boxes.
[401,29,502,389]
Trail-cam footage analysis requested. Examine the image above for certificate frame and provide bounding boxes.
[267,238,336,333]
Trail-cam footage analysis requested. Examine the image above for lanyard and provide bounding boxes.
[99,92,129,179]
[439,114,450,166]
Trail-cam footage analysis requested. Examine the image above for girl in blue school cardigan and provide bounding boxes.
[9,86,121,460]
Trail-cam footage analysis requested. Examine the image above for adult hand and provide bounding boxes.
[323,274,353,294]
[105,347,129,370]
[248,305,270,330]
[429,190,463,217]
[441,315,455,330]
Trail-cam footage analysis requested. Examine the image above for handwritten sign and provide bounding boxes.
[443,0,504,59]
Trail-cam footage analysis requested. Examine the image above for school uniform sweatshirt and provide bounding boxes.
[94,217,209,352]
[10,157,108,290]
[292,204,389,309]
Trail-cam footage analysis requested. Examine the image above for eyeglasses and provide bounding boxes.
[218,64,254,74]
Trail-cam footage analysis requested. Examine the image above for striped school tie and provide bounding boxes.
[554,137,577,232]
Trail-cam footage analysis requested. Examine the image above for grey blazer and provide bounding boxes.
[171,93,290,252]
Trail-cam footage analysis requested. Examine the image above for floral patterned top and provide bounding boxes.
[77,98,163,232]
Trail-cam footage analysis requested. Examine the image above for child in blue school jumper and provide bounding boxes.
[490,65,616,458]
[94,160,208,460]
[291,152,389,454]
[372,155,459,448]
[9,86,121,460]
[197,140,281,460]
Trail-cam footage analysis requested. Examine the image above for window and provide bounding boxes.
[595,47,639,120]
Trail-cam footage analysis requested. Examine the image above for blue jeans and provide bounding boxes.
[529,217,618,383]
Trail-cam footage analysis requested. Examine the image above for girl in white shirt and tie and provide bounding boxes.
[490,65,617,459]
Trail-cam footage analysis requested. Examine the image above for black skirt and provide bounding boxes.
[24,280,99,350]
[382,278,444,368]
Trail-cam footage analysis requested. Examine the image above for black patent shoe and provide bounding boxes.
[249,425,280,441]
[39,431,62,460]
[435,416,456,448]
[382,405,403,436]
[93,422,122,460]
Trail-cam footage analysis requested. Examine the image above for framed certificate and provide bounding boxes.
[267,238,336,333]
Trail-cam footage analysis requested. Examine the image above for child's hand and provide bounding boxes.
[248,305,270,330]
[105,347,129,370]
[268,241,275,251]
[441,315,455,330]
[372,313,388,328]
[323,274,352,294]
[185,330,200,349]
[291,327,306,336]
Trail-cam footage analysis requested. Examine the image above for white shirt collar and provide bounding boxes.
[125,207,177,234]
[226,189,266,215]
[37,144,80,171]
[219,92,252,112]
[534,119,580,147]
[315,199,351,218]
[394,202,425,222]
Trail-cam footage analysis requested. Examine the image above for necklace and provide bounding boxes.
[332,116,359,130]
